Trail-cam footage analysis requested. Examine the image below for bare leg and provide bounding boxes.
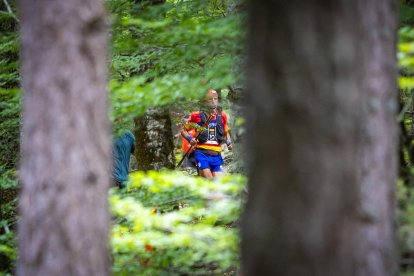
[212,171,224,179]
[199,168,213,179]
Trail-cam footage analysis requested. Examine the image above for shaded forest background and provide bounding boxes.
[1,0,414,275]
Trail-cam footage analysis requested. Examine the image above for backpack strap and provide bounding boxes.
[200,111,223,125]
[216,112,223,127]
[200,111,208,124]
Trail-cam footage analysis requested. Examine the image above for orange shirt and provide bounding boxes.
[181,128,196,153]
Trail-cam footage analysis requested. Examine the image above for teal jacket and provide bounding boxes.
[112,131,135,183]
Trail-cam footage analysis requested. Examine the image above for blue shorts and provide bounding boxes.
[194,150,223,172]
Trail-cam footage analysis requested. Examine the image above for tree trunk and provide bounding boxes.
[242,1,398,276]
[134,106,175,171]
[18,0,110,275]
[227,86,245,173]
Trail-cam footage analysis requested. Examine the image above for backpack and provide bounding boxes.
[198,111,225,144]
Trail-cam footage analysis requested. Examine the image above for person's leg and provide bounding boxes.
[194,151,213,179]
[210,155,224,179]
[199,168,213,179]
[212,171,224,178]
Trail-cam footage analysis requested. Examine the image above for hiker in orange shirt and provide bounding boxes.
[181,89,232,179]
[180,117,198,172]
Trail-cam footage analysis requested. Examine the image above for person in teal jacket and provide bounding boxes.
[112,130,136,188]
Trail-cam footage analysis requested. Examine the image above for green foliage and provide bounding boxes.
[110,170,246,275]
[398,16,414,270]
[0,32,19,88]
[0,167,18,275]
[0,217,17,264]
[107,0,245,122]
[401,2,414,26]
[0,89,20,170]
[399,27,414,90]
[0,229,16,275]
[0,167,17,190]
[0,2,20,169]
[0,5,19,273]
[398,179,414,253]
[107,10,246,266]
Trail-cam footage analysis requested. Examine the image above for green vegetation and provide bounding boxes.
[108,0,244,123]
[0,2,19,273]
[396,2,414,274]
[111,171,245,275]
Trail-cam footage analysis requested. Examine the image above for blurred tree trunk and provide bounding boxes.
[227,86,243,143]
[18,0,110,275]
[243,1,398,276]
[134,106,175,171]
[227,86,245,173]
[131,0,173,172]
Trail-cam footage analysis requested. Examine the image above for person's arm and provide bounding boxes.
[222,112,232,151]
[225,131,232,151]
[181,115,197,146]
[181,128,197,146]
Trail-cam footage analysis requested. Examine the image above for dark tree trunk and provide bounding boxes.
[227,86,245,173]
[243,1,398,276]
[227,86,243,145]
[131,0,172,173]
[18,0,110,275]
[134,106,175,171]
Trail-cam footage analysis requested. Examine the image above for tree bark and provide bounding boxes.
[18,0,110,275]
[227,86,245,173]
[243,1,398,276]
[134,106,175,171]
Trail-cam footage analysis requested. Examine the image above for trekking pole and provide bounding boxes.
[177,113,214,168]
